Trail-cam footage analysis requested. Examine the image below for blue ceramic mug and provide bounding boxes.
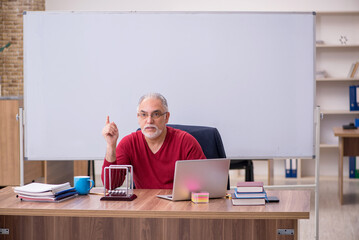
[74,176,94,195]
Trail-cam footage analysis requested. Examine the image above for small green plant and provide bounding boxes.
[0,42,11,53]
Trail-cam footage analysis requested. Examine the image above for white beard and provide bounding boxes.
[142,124,163,139]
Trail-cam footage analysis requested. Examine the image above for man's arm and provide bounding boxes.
[101,115,125,189]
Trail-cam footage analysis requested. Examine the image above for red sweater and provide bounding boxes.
[102,126,206,189]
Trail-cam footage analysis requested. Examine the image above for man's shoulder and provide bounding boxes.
[167,126,188,136]
[167,126,196,141]
[166,126,206,159]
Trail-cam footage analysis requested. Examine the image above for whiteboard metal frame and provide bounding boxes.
[23,11,316,161]
[18,108,24,186]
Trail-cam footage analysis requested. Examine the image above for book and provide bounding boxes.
[349,156,356,178]
[17,191,78,203]
[348,63,356,78]
[291,159,297,178]
[356,157,359,178]
[236,181,264,193]
[232,198,265,206]
[54,187,77,196]
[234,191,266,199]
[13,182,78,203]
[353,62,359,78]
[348,62,359,78]
[13,182,72,195]
[233,187,267,206]
[285,159,291,177]
[237,181,263,187]
[349,85,359,111]
[14,187,76,197]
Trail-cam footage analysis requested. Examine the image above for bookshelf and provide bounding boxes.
[317,77,359,82]
[315,11,359,177]
[321,109,359,115]
[316,44,359,48]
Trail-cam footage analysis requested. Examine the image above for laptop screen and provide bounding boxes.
[171,158,230,201]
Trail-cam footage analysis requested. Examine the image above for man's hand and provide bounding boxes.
[102,116,119,145]
[102,116,119,162]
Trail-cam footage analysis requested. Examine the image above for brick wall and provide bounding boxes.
[0,0,45,96]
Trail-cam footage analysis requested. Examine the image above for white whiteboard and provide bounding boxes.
[23,11,316,160]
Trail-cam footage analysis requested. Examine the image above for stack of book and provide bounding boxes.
[232,181,266,206]
[13,182,78,202]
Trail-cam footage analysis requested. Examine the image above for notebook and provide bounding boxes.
[157,158,230,201]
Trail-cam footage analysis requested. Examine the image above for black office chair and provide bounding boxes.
[167,124,254,189]
[229,159,254,182]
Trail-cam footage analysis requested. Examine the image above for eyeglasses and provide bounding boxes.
[137,111,167,120]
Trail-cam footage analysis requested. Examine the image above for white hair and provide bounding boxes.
[137,93,169,112]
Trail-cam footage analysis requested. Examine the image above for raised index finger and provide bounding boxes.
[106,115,110,124]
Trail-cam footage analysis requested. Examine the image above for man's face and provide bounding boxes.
[137,98,170,140]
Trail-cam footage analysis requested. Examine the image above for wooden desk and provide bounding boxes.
[0,187,310,240]
[333,127,359,204]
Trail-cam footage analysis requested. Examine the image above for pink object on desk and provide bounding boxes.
[191,192,209,203]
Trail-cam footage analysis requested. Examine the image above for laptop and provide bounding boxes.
[157,158,230,201]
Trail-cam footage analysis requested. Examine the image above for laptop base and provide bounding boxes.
[156,195,173,201]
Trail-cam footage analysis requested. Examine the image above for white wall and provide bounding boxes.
[46,0,359,12]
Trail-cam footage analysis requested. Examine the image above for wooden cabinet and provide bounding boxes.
[0,99,42,186]
[0,99,21,185]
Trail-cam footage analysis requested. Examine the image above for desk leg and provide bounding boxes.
[338,137,344,205]
[267,159,273,185]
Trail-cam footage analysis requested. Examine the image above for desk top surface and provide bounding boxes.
[333,127,359,137]
[0,187,310,220]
